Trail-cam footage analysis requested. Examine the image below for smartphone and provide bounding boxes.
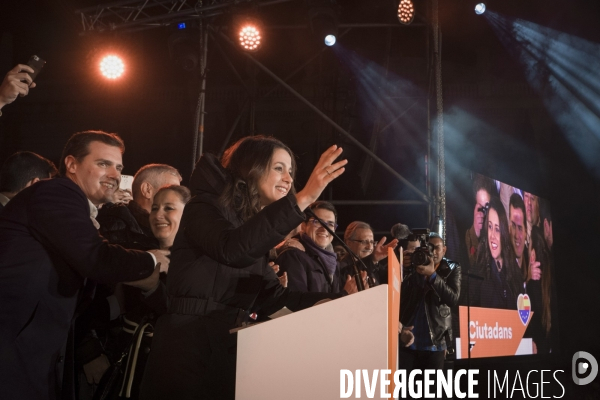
[26,55,46,83]
[119,175,134,192]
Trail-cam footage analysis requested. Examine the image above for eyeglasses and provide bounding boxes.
[351,239,375,246]
[308,218,338,230]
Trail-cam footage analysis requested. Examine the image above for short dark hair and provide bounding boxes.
[0,151,57,193]
[429,232,445,245]
[220,135,297,221]
[399,236,421,251]
[509,193,528,232]
[154,184,191,204]
[306,201,337,223]
[472,173,496,201]
[59,130,125,176]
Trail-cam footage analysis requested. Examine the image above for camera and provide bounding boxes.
[409,228,434,267]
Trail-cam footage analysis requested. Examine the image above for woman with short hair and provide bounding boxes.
[149,185,191,250]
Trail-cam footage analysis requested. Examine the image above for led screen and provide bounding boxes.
[447,172,556,359]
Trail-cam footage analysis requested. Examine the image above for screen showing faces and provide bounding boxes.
[448,172,556,359]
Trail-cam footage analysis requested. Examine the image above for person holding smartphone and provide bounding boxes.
[112,174,134,204]
[0,64,37,116]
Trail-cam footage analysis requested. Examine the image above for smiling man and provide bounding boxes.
[276,201,345,293]
[0,130,170,400]
[509,193,528,271]
[339,221,398,287]
[344,221,376,259]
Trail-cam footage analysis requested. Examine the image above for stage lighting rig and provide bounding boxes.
[397,0,415,25]
[475,3,486,15]
[307,0,339,47]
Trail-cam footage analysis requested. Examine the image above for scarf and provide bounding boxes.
[300,233,337,277]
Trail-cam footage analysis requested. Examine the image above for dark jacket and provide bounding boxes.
[0,177,155,400]
[339,253,384,288]
[74,200,167,396]
[140,154,343,400]
[276,237,342,293]
[479,260,522,310]
[95,201,167,318]
[97,202,159,250]
[127,199,155,239]
[400,258,461,348]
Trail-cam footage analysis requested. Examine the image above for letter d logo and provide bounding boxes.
[572,351,598,385]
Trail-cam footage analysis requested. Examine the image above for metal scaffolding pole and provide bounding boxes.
[432,0,445,237]
[192,21,209,168]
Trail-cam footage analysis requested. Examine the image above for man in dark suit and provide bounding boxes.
[0,131,170,400]
[0,151,57,211]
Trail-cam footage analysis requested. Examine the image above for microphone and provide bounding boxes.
[390,223,411,241]
[304,207,366,291]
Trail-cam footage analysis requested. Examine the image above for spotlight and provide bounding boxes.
[238,20,263,52]
[397,0,415,25]
[324,34,336,47]
[308,2,339,47]
[475,3,486,15]
[99,55,125,79]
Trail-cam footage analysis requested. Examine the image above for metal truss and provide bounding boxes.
[76,0,291,34]
[76,0,439,222]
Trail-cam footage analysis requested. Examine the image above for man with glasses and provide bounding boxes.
[339,221,397,287]
[276,201,351,293]
[275,202,397,293]
[344,221,376,259]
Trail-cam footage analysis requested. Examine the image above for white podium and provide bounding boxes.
[236,284,399,400]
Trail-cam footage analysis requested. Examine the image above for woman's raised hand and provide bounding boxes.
[295,145,347,210]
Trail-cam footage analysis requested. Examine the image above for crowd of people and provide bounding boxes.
[5,63,542,399]
[463,173,554,353]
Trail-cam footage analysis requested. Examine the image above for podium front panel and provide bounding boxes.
[236,285,389,400]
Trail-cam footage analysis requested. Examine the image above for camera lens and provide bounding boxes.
[412,249,429,266]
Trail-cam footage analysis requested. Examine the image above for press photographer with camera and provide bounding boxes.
[399,231,461,380]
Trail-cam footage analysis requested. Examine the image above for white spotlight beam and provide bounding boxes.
[485,11,600,177]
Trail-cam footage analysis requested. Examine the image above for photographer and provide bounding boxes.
[391,223,421,280]
[399,232,461,376]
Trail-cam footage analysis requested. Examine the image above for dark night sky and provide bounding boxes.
[2,0,600,389]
